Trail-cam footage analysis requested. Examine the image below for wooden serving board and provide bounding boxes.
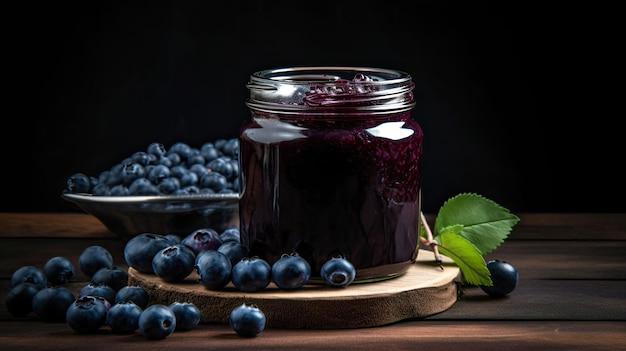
[128,250,460,329]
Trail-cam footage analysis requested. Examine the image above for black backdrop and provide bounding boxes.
[3,1,623,214]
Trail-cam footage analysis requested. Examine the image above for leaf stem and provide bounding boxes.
[420,211,443,269]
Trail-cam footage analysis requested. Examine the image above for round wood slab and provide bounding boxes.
[128,249,460,329]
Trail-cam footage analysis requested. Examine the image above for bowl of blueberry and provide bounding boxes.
[62,138,241,241]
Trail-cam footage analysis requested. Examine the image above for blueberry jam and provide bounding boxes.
[240,67,422,282]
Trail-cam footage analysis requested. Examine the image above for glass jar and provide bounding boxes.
[239,67,423,283]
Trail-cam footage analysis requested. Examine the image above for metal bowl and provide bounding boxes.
[62,192,240,241]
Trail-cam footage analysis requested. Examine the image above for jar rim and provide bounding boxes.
[246,66,415,114]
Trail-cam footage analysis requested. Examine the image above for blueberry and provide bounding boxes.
[78,245,113,278]
[157,177,181,194]
[231,257,272,292]
[229,303,266,337]
[152,245,196,282]
[66,173,91,193]
[195,250,232,290]
[31,286,75,322]
[320,256,356,288]
[107,301,143,334]
[91,267,129,292]
[121,162,146,184]
[168,142,194,160]
[115,285,149,309]
[11,265,47,290]
[66,295,109,333]
[5,283,40,317]
[168,301,201,331]
[128,177,159,195]
[271,253,311,290]
[138,304,177,340]
[217,241,249,267]
[199,172,228,192]
[147,142,167,157]
[79,282,117,305]
[481,259,520,297]
[219,226,241,243]
[43,256,75,286]
[124,233,178,273]
[181,228,223,255]
[147,164,171,184]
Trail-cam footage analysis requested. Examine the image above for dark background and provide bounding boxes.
[2,1,623,214]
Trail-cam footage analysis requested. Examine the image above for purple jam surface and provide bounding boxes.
[239,111,423,281]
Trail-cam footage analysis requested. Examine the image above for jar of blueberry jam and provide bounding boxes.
[239,67,423,283]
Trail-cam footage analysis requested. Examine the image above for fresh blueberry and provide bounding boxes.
[138,304,177,340]
[121,162,146,185]
[199,172,228,192]
[320,256,356,288]
[152,245,196,282]
[78,245,114,278]
[107,301,143,334]
[165,234,182,243]
[124,233,178,273]
[219,226,241,243]
[181,228,223,255]
[43,256,75,286]
[128,177,160,195]
[66,295,109,333]
[481,259,519,297]
[31,286,75,322]
[271,253,311,290]
[66,173,91,193]
[217,241,249,267]
[5,283,40,317]
[115,285,149,309]
[11,266,47,290]
[168,142,194,160]
[229,303,266,337]
[91,266,128,292]
[147,164,171,184]
[79,282,117,305]
[168,301,201,331]
[231,257,272,292]
[147,142,167,157]
[195,250,232,290]
[157,177,181,194]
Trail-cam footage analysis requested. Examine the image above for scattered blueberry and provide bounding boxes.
[66,295,109,333]
[107,301,143,334]
[11,266,47,290]
[138,304,177,340]
[181,228,223,255]
[481,259,519,297]
[168,301,201,331]
[31,286,75,322]
[43,256,75,286]
[231,257,272,292]
[271,253,311,290]
[195,250,232,290]
[152,245,196,282]
[217,241,249,267]
[5,282,40,317]
[229,303,266,337]
[91,266,128,292]
[124,233,178,273]
[320,256,356,288]
[78,245,113,278]
[79,283,117,305]
[115,285,149,309]
[219,226,241,243]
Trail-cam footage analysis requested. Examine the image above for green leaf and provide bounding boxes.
[436,229,492,286]
[434,193,520,255]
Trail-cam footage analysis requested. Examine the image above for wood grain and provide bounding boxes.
[128,250,460,329]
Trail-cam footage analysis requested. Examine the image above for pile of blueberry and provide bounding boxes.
[3,242,264,339]
[128,225,357,292]
[64,139,240,196]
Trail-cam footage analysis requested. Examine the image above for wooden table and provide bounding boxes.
[1,212,625,350]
